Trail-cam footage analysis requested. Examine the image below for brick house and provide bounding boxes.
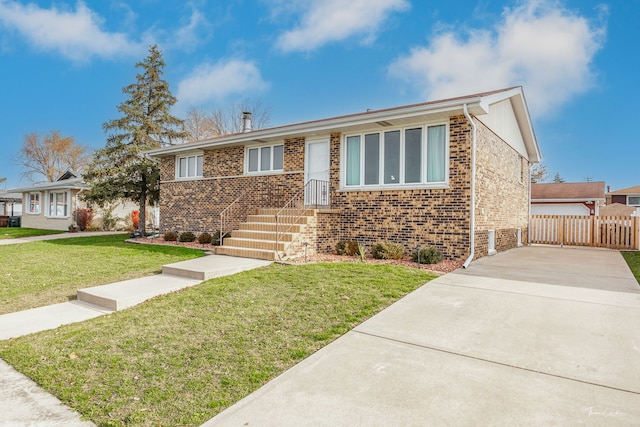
[147,87,540,264]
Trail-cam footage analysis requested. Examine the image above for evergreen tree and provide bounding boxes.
[553,173,565,183]
[84,45,187,235]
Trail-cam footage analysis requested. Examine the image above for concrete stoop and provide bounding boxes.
[77,275,201,311]
[215,208,316,261]
[76,255,273,311]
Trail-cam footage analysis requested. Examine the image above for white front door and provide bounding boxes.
[305,139,330,206]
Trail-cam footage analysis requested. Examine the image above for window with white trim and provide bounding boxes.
[629,196,640,206]
[177,154,203,178]
[47,191,68,218]
[344,124,447,188]
[246,144,284,173]
[28,192,40,214]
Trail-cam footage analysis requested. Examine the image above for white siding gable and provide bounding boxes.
[478,99,528,159]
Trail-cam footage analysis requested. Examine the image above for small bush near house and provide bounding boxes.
[179,231,196,243]
[412,247,444,264]
[198,232,212,244]
[74,208,94,231]
[100,205,120,231]
[131,210,140,230]
[164,231,177,242]
[336,240,359,256]
[371,241,405,260]
[212,230,231,246]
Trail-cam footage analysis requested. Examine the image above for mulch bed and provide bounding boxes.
[132,237,462,274]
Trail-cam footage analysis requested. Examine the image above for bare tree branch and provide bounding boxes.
[184,99,273,142]
[16,131,90,183]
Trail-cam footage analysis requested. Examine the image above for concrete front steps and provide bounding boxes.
[215,208,315,261]
[77,255,272,311]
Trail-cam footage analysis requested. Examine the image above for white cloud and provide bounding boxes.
[0,1,142,62]
[274,0,409,53]
[176,59,269,105]
[388,0,606,117]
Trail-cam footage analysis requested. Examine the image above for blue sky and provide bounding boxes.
[0,0,637,191]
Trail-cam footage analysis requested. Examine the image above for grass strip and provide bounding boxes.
[622,251,640,285]
[0,234,204,314]
[0,228,64,239]
[0,262,435,426]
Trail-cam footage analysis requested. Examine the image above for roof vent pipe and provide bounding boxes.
[242,112,253,133]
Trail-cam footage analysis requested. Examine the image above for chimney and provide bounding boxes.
[242,112,253,133]
[607,185,610,193]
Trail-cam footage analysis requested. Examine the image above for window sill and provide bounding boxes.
[175,176,203,181]
[338,183,450,192]
[244,170,284,176]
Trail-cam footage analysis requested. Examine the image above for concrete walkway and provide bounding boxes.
[206,246,640,426]
[0,230,122,245]
[0,233,272,426]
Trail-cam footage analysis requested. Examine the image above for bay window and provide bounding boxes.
[344,123,448,188]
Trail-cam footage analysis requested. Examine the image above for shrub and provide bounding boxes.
[179,231,196,242]
[164,231,177,242]
[198,232,212,244]
[74,208,94,231]
[131,210,140,230]
[335,240,359,256]
[412,247,443,265]
[371,241,405,260]
[100,204,119,231]
[212,230,231,246]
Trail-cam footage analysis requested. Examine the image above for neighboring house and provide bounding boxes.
[11,172,148,231]
[12,171,87,231]
[604,185,640,217]
[146,86,541,263]
[531,182,605,216]
[599,203,638,217]
[0,190,22,216]
[607,185,640,207]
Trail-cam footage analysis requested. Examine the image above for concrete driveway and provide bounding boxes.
[206,246,640,426]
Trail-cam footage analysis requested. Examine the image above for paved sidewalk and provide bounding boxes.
[0,245,271,425]
[206,246,640,426]
[0,231,122,245]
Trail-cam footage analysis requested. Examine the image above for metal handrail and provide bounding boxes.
[275,179,331,259]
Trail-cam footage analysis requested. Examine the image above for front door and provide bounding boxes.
[305,139,330,206]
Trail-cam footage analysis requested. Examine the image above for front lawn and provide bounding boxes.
[0,227,64,239]
[0,234,204,314]
[0,262,435,426]
[622,251,640,285]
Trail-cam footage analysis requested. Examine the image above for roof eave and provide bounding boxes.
[146,96,492,158]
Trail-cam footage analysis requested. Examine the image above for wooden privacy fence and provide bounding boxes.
[530,215,640,250]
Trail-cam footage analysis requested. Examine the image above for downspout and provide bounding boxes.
[462,104,476,268]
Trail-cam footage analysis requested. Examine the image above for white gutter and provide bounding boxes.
[463,104,476,269]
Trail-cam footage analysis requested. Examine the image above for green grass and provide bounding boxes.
[0,227,64,239]
[0,263,435,426]
[622,251,640,285]
[0,234,204,314]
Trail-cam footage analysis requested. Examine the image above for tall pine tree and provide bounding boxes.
[84,45,188,234]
